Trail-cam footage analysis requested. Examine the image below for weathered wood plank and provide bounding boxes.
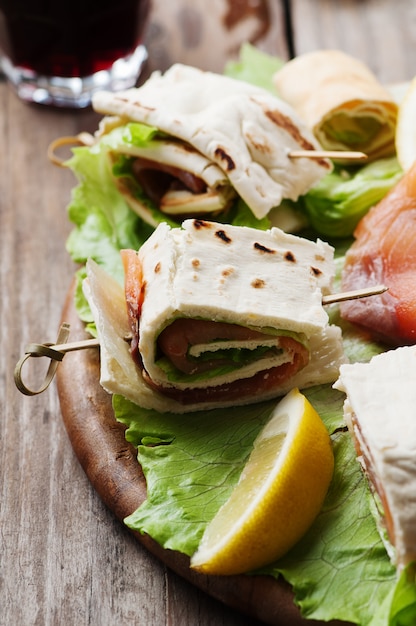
[146,0,291,73]
[290,0,415,82]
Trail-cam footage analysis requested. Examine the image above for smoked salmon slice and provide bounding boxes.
[340,161,416,345]
[121,249,144,363]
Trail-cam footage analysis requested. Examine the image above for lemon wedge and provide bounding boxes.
[190,388,334,576]
[396,76,416,171]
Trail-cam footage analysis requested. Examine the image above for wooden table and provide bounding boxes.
[1,1,415,624]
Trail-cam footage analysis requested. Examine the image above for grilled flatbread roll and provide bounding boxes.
[334,346,416,571]
[273,50,398,162]
[84,219,346,413]
[91,63,331,223]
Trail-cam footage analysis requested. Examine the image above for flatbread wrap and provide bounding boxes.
[90,63,331,225]
[273,50,398,162]
[334,346,416,571]
[83,219,346,413]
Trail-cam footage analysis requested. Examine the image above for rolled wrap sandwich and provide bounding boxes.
[273,50,398,162]
[83,219,346,413]
[89,63,332,226]
[334,346,416,572]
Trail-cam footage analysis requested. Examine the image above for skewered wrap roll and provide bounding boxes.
[84,219,346,413]
[91,63,331,224]
[334,346,416,571]
[273,50,398,162]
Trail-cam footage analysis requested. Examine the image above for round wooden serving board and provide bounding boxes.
[56,282,351,626]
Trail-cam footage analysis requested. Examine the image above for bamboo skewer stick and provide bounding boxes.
[47,134,369,169]
[289,149,368,161]
[14,285,388,396]
[47,133,96,166]
[49,337,101,353]
[321,284,388,306]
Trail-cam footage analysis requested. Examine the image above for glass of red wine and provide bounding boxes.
[0,0,151,107]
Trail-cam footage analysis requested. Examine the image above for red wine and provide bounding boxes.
[0,0,151,78]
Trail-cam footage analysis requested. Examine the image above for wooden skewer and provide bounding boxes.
[14,323,101,396]
[50,337,101,353]
[322,284,388,306]
[32,284,390,354]
[47,132,96,166]
[289,149,368,161]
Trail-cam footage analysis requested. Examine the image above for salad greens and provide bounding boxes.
[116,381,415,626]
[66,142,152,280]
[300,157,403,238]
[224,42,284,92]
[61,42,416,625]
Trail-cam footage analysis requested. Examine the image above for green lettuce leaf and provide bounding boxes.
[121,122,165,145]
[299,157,403,239]
[65,143,153,283]
[64,141,154,321]
[388,565,416,626]
[224,42,283,93]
